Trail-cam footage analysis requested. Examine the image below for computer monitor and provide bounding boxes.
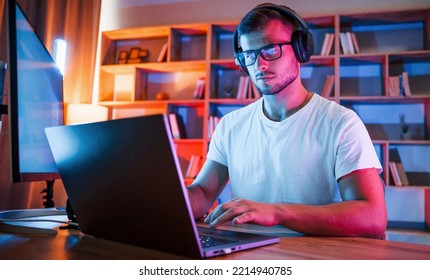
[6,0,64,184]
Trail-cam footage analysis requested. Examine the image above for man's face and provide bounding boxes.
[239,20,299,95]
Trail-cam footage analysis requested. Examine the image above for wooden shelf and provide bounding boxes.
[209,98,258,105]
[387,185,430,189]
[373,140,430,145]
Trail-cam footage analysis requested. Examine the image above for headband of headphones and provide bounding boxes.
[233,3,314,73]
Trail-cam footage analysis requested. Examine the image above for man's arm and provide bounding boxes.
[205,168,387,239]
[186,159,230,219]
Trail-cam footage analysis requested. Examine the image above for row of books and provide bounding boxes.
[148,32,362,61]
[192,76,260,101]
[339,32,360,55]
[168,113,186,139]
[388,71,412,97]
[185,154,201,179]
[319,71,413,98]
[389,148,409,187]
[236,76,261,99]
[389,161,409,187]
[167,113,201,179]
[169,112,223,140]
[320,33,335,56]
[187,72,336,101]
[207,115,221,138]
[168,112,223,140]
[320,32,361,56]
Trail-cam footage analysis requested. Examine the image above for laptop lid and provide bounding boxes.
[45,115,279,258]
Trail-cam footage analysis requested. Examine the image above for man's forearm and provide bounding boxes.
[186,184,213,219]
[274,200,387,239]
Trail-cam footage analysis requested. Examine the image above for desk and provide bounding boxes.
[1,227,430,260]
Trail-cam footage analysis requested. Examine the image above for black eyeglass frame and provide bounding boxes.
[235,42,292,67]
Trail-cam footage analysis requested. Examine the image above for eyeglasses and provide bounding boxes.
[236,42,292,67]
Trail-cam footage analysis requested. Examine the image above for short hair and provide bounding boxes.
[236,5,298,39]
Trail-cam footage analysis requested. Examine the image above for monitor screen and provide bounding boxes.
[7,0,64,182]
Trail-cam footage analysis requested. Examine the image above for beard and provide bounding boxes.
[253,63,299,96]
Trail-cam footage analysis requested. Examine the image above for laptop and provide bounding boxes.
[45,114,279,258]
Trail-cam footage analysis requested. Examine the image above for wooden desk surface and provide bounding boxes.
[1,227,430,260]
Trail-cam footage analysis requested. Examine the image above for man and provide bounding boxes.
[187,3,387,238]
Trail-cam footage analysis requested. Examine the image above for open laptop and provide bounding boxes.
[45,114,279,258]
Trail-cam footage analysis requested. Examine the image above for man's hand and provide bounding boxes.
[204,198,279,227]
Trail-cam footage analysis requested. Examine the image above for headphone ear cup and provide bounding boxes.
[233,29,250,75]
[291,29,314,63]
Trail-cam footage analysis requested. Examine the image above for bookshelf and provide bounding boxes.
[97,9,430,194]
[336,10,430,192]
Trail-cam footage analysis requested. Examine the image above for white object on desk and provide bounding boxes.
[0,208,71,235]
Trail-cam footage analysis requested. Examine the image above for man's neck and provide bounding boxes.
[262,86,311,122]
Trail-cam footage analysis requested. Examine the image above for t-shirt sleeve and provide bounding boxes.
[334,111,382,180]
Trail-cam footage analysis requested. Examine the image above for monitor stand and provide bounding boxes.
[41,180,55,208]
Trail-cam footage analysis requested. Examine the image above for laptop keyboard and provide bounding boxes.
[199,234,238,248]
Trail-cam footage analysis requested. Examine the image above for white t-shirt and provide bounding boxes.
[207,94,382,205]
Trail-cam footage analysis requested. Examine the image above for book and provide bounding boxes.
[246,79,253,99]
[157,43,168,62]
[185,155,201,179]
[388,148,409,186]
[168,113,181,139]
[350,32,360,54]
[193,77,205,99]
[396,162,409,186]
[208,116,214,138]
[321,75,334,98]
[185,155,196,178]
[389,161,402,186]
[236,76,249,99]
[208,115,221,138]
[320,33,332,56]
[388,76,400,97]
[246,78,259,99]
[191,155,201,178]
[345,32,355,54]
[321,33,335,56]
[402,71,412,97]
[325,33,335,55]
[388,72,412,97]
[339,32,351,55]
[399,73,404,96]
[168,113,186,139]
